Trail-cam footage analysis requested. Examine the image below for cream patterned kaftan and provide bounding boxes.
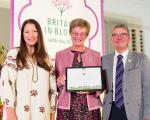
[0,48,57,120]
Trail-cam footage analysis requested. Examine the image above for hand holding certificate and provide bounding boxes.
[57,74,66,87]
[66,66,103,92]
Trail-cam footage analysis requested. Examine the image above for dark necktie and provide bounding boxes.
[115,55,124,109]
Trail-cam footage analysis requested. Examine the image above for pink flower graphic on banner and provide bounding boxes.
[51,0,72,16]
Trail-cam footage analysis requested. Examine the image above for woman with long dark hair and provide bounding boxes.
[1,19,57,120]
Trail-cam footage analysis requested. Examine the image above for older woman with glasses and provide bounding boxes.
[55,18,102,120]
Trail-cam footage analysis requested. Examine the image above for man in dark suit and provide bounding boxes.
[102,24,150,120]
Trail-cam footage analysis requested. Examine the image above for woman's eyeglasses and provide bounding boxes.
[71,32,86,37]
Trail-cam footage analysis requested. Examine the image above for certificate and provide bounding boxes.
[66,66,102,91]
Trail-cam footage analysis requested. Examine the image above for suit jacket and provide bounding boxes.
[102,51,150,120]
[55,47,102,110]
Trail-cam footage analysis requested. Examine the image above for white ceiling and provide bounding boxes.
[0,0,10,9]
[130,0,150,6]
[112,0,150,7]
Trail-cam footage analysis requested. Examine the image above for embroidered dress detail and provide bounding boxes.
[28,56,38,83]
[1,48,57,120]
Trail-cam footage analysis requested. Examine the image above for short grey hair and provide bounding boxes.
[112,24,130,35]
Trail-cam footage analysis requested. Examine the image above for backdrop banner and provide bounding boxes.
[11,0,104,58]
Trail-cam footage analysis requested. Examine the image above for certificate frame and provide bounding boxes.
[66,66,103,92]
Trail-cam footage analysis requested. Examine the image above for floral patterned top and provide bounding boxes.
[0,48,57,120]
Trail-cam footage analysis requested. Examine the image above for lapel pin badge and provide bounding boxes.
[128,59,132,63]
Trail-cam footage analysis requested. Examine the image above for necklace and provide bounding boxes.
[28,56,38,83]
[71,46,85,53]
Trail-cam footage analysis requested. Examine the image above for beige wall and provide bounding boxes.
[0,7,10,50]
[104,0,150,59]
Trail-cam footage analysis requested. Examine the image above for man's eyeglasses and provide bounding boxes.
[112,33,129,39]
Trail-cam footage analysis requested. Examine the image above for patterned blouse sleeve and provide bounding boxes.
[47,57,57,112]
[49,74,57,112]
[0,48,18,109]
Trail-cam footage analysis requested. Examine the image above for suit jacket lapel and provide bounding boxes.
[107,54,114,91]
[123,51,135,88]
[125,51,134,71]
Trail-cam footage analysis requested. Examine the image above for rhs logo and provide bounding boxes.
[51,0,72,16]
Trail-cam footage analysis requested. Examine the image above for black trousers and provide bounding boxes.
[109,102,128,120]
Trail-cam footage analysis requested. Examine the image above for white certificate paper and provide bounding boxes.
[66,66,102,91]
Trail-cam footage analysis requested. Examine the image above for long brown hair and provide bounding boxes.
[16,19,51,71]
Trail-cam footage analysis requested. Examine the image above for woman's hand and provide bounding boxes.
[50,112,55,120]
[76,91,90,94]
[5,107,17,120]
[96,91,101,97]
[77,91,101,97]
[56,74,66,87]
